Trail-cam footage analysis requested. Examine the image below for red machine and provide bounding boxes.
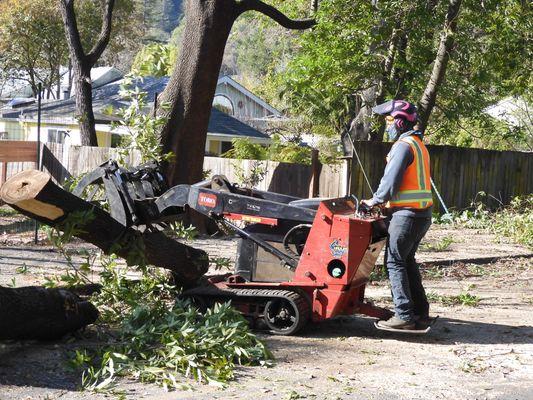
[74,163,393,335]
[170,179,394,335]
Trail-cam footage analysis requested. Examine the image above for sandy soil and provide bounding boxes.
[0,214,532,400]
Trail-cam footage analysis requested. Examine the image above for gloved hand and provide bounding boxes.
[360,199,384,214]
[361,199,373,207]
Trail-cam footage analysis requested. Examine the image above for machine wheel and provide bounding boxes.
[263,294,308,335]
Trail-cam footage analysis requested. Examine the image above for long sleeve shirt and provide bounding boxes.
[369,131,433,218]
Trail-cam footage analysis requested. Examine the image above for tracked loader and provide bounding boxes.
[74,160,437,335]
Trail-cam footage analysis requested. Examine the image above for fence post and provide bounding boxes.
[36,83,42,170]
[310,149,320,198]
[1,162,6,187]
[343,157,352,196]
[34,84,42,244]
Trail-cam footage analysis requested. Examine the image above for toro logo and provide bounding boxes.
[198,193,217,208]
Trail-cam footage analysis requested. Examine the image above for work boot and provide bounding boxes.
[414,314,434,326]
[377,316,415,330]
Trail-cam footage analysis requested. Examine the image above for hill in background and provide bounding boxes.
[142,0,183,42]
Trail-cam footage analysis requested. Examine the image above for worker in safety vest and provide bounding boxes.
[361,100,433,330]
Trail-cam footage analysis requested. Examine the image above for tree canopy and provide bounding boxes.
[0,0,67,97]
[0,0,143,100]
[237,0,531,150]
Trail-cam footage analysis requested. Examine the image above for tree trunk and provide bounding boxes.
[158,0,315,187]
[56,66,61,100]
[59,0,116,147]
[390,32,409,99]
[0,285,98,340]
[418,0,462,132]
[0,170,209,286]
[158,0,237,186]
[310,0,319,14]
[74,65,98,146]
[348,88,378,142]
[370,23,405,142]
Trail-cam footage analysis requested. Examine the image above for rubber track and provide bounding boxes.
[183,286,311,334]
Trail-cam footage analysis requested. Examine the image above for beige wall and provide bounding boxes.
[0,120,26,140]
[207,140,220,154]
[215,83,273,121]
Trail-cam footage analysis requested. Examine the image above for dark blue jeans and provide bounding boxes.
[386,214,432,322]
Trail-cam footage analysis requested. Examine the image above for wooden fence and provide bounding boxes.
[203,157,345,199]
[2,140,531,212]
[0,140,38,187]
[39,143,346,199]
[40,143,142,183]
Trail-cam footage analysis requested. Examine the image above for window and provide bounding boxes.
[213,94,234,115]
[47,129,68,144]
[220,141,233,154]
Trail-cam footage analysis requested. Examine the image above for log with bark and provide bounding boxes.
[0,285,99,340]
[0,170,210,286]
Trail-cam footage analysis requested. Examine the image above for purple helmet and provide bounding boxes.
[372,100,418,123]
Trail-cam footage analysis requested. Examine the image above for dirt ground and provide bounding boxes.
[0,214,532,400]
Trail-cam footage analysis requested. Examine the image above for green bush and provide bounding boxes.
[223,135,311,164]
[492,195,533,248]
[222,137,268,160]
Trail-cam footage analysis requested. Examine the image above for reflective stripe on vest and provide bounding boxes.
[387,134,434,209]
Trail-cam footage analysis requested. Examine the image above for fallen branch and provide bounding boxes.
[0,170,209,286]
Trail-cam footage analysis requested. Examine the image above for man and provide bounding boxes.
[361,100,433,330]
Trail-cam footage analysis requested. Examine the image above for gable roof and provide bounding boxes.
[1,76,269,140]
[217,76,281,116]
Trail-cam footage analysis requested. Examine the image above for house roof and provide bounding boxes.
[208,108,269,139]
[0,67,123,100]
[1,76,269,140]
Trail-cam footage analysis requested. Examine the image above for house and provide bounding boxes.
[214,75,282,127]
[0,75,272,155]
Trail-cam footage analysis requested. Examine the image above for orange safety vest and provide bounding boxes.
[386,134,433,209]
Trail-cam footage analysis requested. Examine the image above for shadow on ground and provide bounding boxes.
[293,315,533,345]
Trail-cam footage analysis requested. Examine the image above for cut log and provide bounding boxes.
[0,170,209,286]
[0,285,99,340]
